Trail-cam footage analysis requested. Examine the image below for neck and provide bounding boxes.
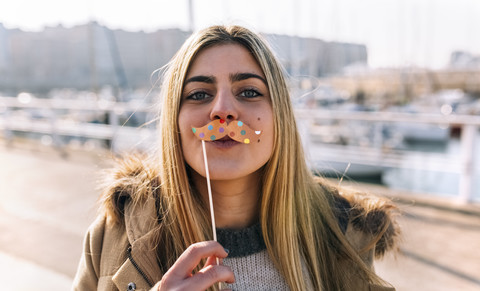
[192,170,262,229]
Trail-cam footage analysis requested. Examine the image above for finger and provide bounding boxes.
[171,241,228,278]
[205,255,223,267]
[187,264,235,290]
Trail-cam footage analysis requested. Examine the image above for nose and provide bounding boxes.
[209,89,238,121]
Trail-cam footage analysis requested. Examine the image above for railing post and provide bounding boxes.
[298,117,312,167]
[2,106,14,145]
[108,107,120,152]
[373,122,383,149]
[48,106,67,157]
[458,124,477,203]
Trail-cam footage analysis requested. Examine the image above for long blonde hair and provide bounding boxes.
[157,25,384,290]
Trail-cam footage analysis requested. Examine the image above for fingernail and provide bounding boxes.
[224,248,230,255]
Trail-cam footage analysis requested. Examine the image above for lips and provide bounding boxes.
[211,136,239,148]
[216,135,234,142]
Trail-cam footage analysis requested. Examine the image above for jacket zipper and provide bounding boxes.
[127,246,155,287]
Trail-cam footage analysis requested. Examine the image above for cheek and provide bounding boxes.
[178,112,194,162]
[255,113,275,159]
[180,133,200,172]
[178,110,197,145]
[262,111,275,144]
[178,109,188,132]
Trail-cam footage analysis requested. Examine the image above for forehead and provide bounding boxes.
[186,43,265,78]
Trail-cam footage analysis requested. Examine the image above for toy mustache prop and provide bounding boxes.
[192,119,262,144]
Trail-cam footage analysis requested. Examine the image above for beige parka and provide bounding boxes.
[72,156,400,291]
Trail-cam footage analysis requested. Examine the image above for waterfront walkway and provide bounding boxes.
[1,141,479,290]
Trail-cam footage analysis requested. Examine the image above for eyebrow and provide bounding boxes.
[183,73,267,86]
[184,75,216,85]
[230,73,267,86]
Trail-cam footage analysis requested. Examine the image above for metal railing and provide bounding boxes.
[296,109,480,203]
[1,96,479,203]
[0,96,158,152]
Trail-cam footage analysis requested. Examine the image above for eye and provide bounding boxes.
[239,89,262,98]
[186,91,212,101]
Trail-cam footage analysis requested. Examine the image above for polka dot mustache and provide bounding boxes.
[192,119,262,144]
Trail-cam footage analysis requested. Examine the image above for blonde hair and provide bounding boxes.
[156,25,385,290]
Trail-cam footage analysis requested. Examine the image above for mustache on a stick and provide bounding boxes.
[192,119,262,144]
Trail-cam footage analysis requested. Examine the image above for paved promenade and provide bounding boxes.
[1,141,479,290]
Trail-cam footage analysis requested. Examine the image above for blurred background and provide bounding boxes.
[0,0,479,290]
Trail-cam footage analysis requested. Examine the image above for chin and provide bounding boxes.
[209,164,265,182]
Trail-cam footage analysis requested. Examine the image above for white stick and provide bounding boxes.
[201,140,222,290]
[202,140,217,242]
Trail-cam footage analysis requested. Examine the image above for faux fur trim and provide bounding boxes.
[99,154,161,224]
[100,155,400,257]
[340,190,401,258]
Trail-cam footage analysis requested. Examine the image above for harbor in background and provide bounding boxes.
[1,86,479,203]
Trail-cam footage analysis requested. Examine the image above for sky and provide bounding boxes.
[0,0,479,69]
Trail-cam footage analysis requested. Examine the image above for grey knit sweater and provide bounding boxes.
[216,198,350,290]
[217,223,291,290]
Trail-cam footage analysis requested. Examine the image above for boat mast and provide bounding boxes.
[188,0,194,32]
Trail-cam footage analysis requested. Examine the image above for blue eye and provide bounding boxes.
[187,91,211,100]
[240,89,262,98]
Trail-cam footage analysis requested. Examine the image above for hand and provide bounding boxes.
[155,241,235,291]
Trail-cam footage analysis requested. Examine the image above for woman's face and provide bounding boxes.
[178,43,274,181]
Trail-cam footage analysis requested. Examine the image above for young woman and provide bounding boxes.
[73,25,399,291]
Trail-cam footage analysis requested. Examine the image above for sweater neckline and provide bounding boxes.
[216,222,266,258]
[214,196,350,258]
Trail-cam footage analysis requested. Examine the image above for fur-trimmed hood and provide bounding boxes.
[99,155,400,260]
